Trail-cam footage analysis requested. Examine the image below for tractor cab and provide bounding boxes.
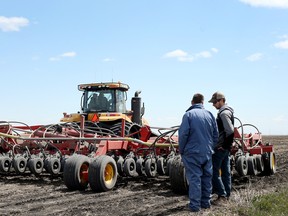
[81,82,129,114]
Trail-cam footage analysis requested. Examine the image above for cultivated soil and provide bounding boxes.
[0,136,287,216]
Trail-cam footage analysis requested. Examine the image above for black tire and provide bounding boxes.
[247,156,257,176]
[60,156,69,172]
[116,156,124,176]
[123,157,136,177]
[145,157,157,178]
[236,155,248,176]
[13,156,27,174]
[169,155,188,194]
[136,157,145,176]
[262,152,276,176]
[63,155,90,190]
[255,154,264,173]
[89,155,118,192]
[110,122,141,139]
[0,156,11,172]
[165,157,174,176]
[28,157,44,175]
[156,157,166,175]
[44,157,61,175]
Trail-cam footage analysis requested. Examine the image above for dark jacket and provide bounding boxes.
[216,105,234,150]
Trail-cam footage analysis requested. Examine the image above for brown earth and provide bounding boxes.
[0,136,287,216]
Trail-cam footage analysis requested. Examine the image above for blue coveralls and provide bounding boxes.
[179,104,218,211]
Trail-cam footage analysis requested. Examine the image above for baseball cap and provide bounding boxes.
[208,91,225,103]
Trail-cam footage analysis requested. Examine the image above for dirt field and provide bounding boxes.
[0,135,287,216]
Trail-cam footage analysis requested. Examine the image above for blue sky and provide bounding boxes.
[1,0,288,135]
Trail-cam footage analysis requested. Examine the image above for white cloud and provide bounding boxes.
[49,51,77,61]
[239,0,288,9]
[0,16,29,32]
[246,52,263,62]
[61,52,76,57]
[163,49,188,58]
[49,57,61,61]
[163,48,218,62]
[274,39,288,49]
[103,58,115,62]
[211,48,219,53]
[196,51,212,58]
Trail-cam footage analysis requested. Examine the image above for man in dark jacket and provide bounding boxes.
[179,93,218,212]
[208,91,234,203]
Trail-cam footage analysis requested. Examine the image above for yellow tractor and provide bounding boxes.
[60,81,148,138]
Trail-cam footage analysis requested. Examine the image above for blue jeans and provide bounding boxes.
[182,153,212,211]
[212,149,231,197]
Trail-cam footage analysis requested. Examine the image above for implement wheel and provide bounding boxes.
[255,154,264,173]
[136,157,145,176]
[169,155,188,194]
[116,156,124,176]
[156,157,166,175]
[44,157,61,175]
[89,155,118,192]
[145,157,157,178]
[262,152,276,176]
[0,156,11,172]
[28,157,44,175]
[123,157,136,177]
[63,155,90,190]
[13,156,27,174]
[236,155,248,176]
[247,156,257,176]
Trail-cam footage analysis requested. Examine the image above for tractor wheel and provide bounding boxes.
[28,157,44,175]
[116,156,124,176]
[123,157,136,177]
[247,156,257,176]
[145,157,157,178]
[136,157,145,176]
[156,157,166,175]
[110,122,141,139]
[44,157,61,175]
[13,156,27,174]
[88,155,118,192]
[0,156,11,172]
[262,152,276,176]
[169,155,188,194]
[255,154,264,173]
[63,155,90,190]
[235,155,248,176]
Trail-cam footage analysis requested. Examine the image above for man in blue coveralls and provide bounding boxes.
[179,93,219,212]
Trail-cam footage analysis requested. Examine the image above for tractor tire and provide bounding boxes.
[63,155,90,191]
[247,156,257,176]
[0,156,11,172]
[169,155,188,194]
[123,157,136,177]
[88,155,118,192]
[236,155,248,176]
[13,156,27,174]
[145,157,157,178]
[28,157,44,175]
[110,122,141,139]
[262,152,276,176]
